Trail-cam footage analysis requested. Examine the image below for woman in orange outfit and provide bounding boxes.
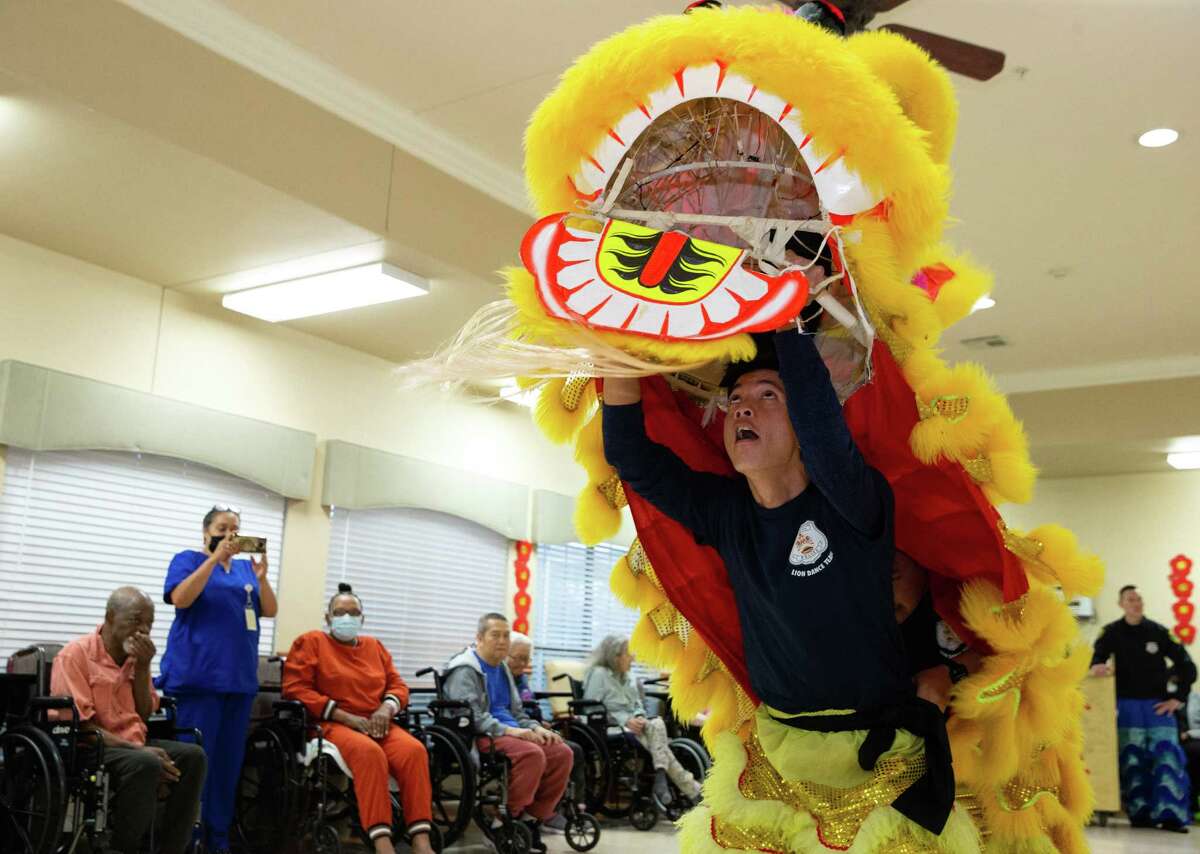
[283,583,434,854]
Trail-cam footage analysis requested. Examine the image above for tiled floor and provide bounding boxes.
[528,820,1198,854]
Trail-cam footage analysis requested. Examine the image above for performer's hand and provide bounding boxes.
[602,376,642,405]
[627,716,647,735]
[1153,698,1183,716]
[915,666,952,712]
[1088,664,1113,678]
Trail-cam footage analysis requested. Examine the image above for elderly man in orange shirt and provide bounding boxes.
[51,586,207,854]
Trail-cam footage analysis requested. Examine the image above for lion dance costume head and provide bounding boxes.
[419,3,1104,852]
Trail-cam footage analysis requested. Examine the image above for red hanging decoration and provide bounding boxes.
[1170,554,1194,644]
[512,541,533,634]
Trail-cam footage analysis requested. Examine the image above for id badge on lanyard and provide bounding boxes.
[243,584,258,632]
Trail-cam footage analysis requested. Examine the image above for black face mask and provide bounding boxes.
[208,534,225,552]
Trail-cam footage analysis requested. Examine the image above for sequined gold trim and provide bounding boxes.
[737,733,925,849]
[625,539,661,590]
[956,790,990,839]
[997,520,1045,565]
[735,686,757,725]
[560,371,592,412]
[962,456,993,483]
[648,602,678,638]
[597,474,627,509]
[976,667,1029,707]
[710,816,789,853]
[916,393,970,423]
[869,308,914,364]
[998,777,1060,812]
[696,650,722,684]
[675,614,692,645]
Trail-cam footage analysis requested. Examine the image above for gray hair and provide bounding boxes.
[106,586,153,619]
[509,631,532,650]
[589,634,630,676]
[477,612,509,636]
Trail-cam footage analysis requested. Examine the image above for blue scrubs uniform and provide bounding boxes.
[161,550,261,849]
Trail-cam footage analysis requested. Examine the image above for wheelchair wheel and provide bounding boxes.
[629,795,659,831]
[564,812,601,852]
[0,725,67,854]
[600,742,647,819]
[669,737,711,775]
[491,820,532,854]
[552,719,609,814]
[422,724,475,847]
[312,822,341,854]
[235,723,299,853]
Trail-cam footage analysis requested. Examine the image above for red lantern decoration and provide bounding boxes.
[1172,554,1195,645]
[512,541,533,634]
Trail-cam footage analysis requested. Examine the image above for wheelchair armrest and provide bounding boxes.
[158,696,178,712]
[568,699,607,717]
[533,691,572,700]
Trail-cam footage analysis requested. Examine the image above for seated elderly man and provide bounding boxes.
[283,583,434,854]
[445,613,573,854]
[51,586,207,854]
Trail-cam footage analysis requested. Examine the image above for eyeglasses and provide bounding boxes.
[211,503,242,516]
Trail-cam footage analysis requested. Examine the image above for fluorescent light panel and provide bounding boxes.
[222,262,428,322]
[1167,451,1200,471]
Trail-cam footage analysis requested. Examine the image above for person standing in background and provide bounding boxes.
[159,504,278,853]
[1090,584,1196,833]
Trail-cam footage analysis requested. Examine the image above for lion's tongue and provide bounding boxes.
[640,230,689,287]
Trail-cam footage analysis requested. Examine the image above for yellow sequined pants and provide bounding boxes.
[677,707,981,854]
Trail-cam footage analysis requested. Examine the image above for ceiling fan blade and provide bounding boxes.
[878,24,1006,81]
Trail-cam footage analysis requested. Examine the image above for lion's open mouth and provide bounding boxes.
[524,61,882,347]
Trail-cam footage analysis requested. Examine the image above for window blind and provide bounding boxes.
[530,542,653,692]
[0,447,284,670]
[324,507,510,686]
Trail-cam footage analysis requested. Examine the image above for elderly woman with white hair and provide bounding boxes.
[582,634,702,810]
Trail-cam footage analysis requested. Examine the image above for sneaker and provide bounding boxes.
[1159,819,1189,833]
[541,813,568,835]
[651,768,674,813]
[523,819,548,854]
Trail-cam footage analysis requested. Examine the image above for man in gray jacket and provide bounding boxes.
[444,613,573,853]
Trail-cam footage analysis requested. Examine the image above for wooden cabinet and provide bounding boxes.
[1080,674,1121,815]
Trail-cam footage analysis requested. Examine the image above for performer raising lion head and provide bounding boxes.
[410,3,1106,852]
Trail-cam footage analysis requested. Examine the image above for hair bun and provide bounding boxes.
[338,582,354,594]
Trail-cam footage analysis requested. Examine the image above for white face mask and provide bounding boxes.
[330,614,363,642]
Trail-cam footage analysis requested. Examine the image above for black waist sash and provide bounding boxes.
[768,697,954,835]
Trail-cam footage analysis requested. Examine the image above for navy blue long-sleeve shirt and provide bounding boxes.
[603,330,912,714]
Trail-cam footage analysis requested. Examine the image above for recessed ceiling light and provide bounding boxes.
[970,295,996,313]
[1167,451,1200,470]
[1138,128,1179,148]
[222,262,429,322]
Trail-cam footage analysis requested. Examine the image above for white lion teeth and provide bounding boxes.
[626,302,669,336]
[556,260,595,291]
[565,280,613,316]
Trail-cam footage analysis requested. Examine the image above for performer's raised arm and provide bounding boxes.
[602,377,733,547]
[773,329,888,537]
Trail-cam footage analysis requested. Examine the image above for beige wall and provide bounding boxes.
[1004,469,1200,634]
[0,233,583,650]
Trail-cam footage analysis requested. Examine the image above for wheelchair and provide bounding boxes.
[518,695,601,852]
[416,666,531,854]
[2,643,203,854]
[546,671,710,832]
[234,659,457,854]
